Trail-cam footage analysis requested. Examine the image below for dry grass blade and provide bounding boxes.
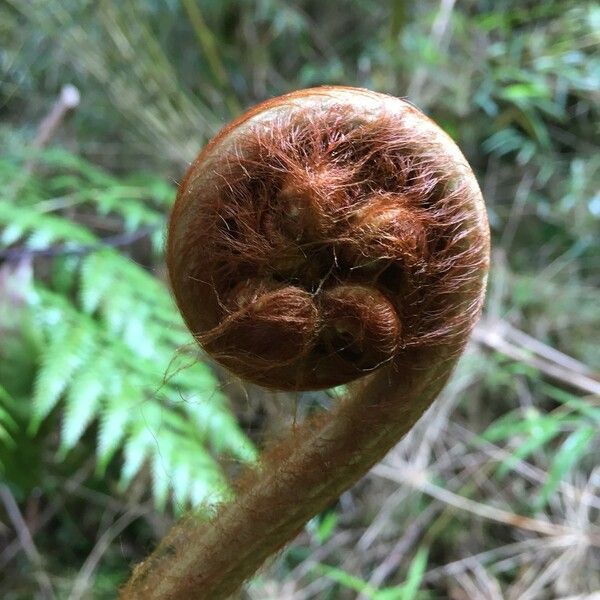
[372,463,599,543]
[475,321,600,396]
[0,485,54,599]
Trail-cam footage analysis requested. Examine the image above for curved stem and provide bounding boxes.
[123,353,456,599]
[122,86,490,599]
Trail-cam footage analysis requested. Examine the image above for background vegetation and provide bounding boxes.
[1,1,598,598]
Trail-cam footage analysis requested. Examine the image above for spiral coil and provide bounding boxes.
[123,87,489,600]
[167,87,488,390]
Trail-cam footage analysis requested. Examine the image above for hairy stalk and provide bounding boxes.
[122,87,490,599]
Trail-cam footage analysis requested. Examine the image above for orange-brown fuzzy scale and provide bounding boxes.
[122,86,489,600]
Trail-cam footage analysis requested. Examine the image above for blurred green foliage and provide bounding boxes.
[0,149,256,509]
[0,0,598,598]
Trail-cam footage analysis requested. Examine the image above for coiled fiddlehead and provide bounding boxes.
[122,87,490,599]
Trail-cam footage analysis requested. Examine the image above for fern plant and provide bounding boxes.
[0,146,256,512]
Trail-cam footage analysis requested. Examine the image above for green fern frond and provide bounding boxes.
[96,379,137,475]
[58,355,110,458]
[170,460,193,515]
[79,252,119,314]
[34,283,255,510]
[38,147,119,188]
[1,148,256,512]
[29,318,96,434]
[119,419,155,492]
[0,385,18,467]
[0,203,96,248]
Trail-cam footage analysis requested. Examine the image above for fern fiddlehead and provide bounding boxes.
[123,86,490,599]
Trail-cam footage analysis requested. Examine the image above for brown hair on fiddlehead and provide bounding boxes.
[167,90,487,390]
[123,86,489,600]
